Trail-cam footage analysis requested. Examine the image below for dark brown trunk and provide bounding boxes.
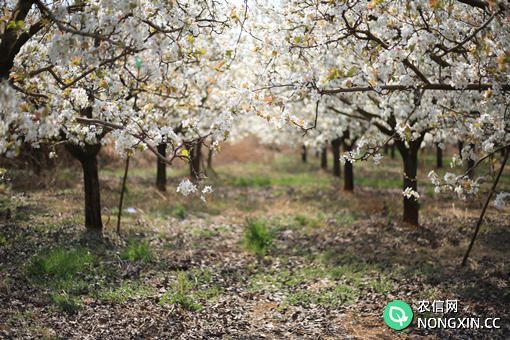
[331,138,341,177]
[190,140,202,181]
[117,155,130,235]
[436,144,443,169]
[301,145,307,163]
[0,0,36,80]
[156,143,167,191]
[390,144,395,159]
[343,138,354,191]
[396,139,422,226]
[66,143,103,236]
[320,147,327,169]
[207,147,214,169]
[467,144,475,179]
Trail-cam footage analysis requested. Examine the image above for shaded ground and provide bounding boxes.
[0,141,509,339]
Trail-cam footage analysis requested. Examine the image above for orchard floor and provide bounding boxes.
[1,142,510,339]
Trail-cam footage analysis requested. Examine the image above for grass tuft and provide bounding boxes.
[121,239,154,263]
[243,218,274,256]
[27,248,94,280]
[233,176,272,188]
[98,282,154,304]
[51,293,81,314]
[160,272,202,311]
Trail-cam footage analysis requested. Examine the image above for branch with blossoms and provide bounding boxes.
[74,117,210,167]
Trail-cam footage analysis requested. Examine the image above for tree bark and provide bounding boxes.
[117,155,130,235]
[343,137,354,191]
[396,138,423,226]
[207,147,214,170]
[301,145,307,163]
[0,0,40,80]
[390,144,395,159]
[436,144,443,169]
[467,144,475,179]
[66,143,103,236]
[331,138,341,177]
[320,147,327,170]
[156,143,167,191]
[190,140,202,181]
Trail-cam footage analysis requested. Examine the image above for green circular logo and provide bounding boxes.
[383,300,413,330]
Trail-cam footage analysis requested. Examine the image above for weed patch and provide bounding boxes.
[243,218,274,256]
[121,239,154,263]
[159,271,222,311]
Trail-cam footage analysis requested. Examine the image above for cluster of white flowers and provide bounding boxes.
[403,187,420,201]
[176,180,214,202]
[176,179,198,196]
[493,192,510,210]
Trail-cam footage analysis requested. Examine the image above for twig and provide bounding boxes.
[116,155,130,235]
[461,147,509,266]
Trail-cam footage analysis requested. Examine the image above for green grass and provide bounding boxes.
[51,293,81,314]
[171,204,187,219]
[98,281,155,304]
[243,218,274,256]
[159,272,199,311]
[120,239,154,263]
[159,270,223,311]
[27,248,94,280]
[0,233,7,247]
[249,266,360,309]
[293,214,323,228]
[284,283,358,308]
[355,176,401,189]
[232,176,271,187]
[25,247,95,314]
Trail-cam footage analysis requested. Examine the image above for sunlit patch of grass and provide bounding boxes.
[171,204,187,219]
[191,225,231,239]
[284,284,358,308]
[334,211,357,225]
[27,247,94,280]
[232,176,272,188]
[159,271,222,311]
[249,266,359,308]
[293,214,324,229]
[369,276,393,294]
[355,176,401,189]
[25,247,100,314]
[120,239,154,263]
[97,281,155,304]
[243,218,274,256]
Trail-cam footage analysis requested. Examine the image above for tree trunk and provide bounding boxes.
[343,140,354,191]
[331,138,341,177]
[320,147,327,170]
[156,143,167,192]
[467,144,475,179]
[396,139,422,226]
[436,144,443,169]
[207,147,214,169]
[190,140,202,181]
[390,144,395,159]
[66,143,103,237]
[458,141,464,158]
[301,145,307,163]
